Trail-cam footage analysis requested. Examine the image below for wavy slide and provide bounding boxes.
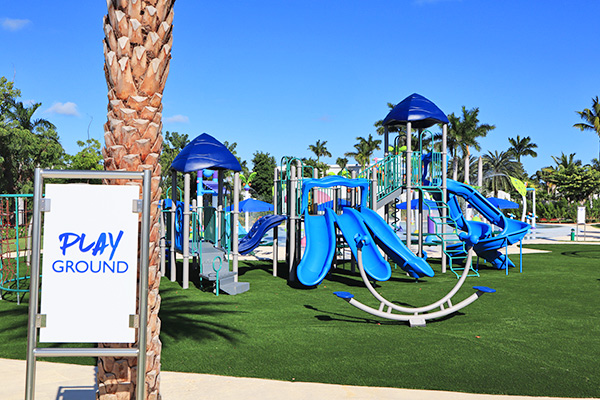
[238,214,287,255]
[445,179,530,269]
[297,205,435,286]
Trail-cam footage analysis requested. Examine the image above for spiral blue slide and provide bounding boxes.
[445,179,530,269]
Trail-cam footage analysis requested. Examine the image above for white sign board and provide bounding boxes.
[40,184,139,343]
[577,206,586,225]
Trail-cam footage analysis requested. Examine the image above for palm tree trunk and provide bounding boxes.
[100,1,175,399]
[464,146,470,184]
[452,156,458,181]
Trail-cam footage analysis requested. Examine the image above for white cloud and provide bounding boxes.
[1,18,31,31]
[46,102,80,116]
[164,114,189,123]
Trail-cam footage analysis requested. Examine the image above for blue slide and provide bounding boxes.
[238,214,286,255]
[334,207,392,282]
[445,179,530,269]
[354,207,434,279]
[296,209,337,286]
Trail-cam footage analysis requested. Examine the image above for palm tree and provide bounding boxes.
[443,113,462,180]
[101,1,175,399]
[508,135,538,163]
[482,150,520,197]
[551,152,581,169]
[573,96,600,160]
[345,134,381,170]
[6,100,55,132]
[450,106,495,184]
[307,139,331,163]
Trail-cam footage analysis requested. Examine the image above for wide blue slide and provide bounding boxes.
[354,207,434,279]
[238,214,287,255]
[296,209,337,286]
[334,208,392,282]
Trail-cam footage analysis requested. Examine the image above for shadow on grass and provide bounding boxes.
[159,285,245,344]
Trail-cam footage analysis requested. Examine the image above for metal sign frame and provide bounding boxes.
[25,168,152,400]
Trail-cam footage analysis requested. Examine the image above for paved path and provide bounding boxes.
[2,358,596,400]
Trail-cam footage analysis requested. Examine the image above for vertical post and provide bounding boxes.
[182,173,190,289]
[287,164,296,281]
[532,189,536,228]
[295,161,302,271]
[441,123,448,273]
[136,169,152,400]
[371,166,378,211]
[477,156,483,188]
[273,168,279,277]
[405,122,412,249]
[25,169,43,400]
[170,170,177,281]
[233,172,240,282]
[159,202,166,277]
[217,170,224,248]
[384,126,389,157]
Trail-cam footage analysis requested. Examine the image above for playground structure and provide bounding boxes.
[161,133,249,295]
[273,93,530,325]
[0,194,33,304]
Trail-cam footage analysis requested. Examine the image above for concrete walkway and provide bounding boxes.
[2,358,596,400]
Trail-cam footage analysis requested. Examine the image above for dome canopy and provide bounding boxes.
[170,133,242,172]
[382,93,449,129]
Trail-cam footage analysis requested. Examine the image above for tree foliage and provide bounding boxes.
[251,151,276,203]
[345,134,381,170]
[0,78,65,194]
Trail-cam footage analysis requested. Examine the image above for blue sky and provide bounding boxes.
[2,0,599,176]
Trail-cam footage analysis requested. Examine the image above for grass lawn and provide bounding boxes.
[0,243,598,397]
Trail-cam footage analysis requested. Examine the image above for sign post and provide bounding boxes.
[25,169,151,400]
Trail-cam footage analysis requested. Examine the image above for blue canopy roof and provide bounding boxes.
[382,93,449,129]
[170,133,242,173]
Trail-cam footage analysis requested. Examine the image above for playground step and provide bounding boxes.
[199,270,236,282]
[220,281,250,295]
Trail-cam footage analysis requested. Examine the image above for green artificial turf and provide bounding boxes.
[0,244,598,397]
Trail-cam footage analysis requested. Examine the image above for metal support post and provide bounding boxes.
[183,173,190,289]
[405,122,412,250]
[442,123,448,273]
[233,172,240,282]
[273,168,279,277]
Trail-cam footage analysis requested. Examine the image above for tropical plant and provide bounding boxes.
[0,78,65,194]
[448,106,495,184]
[573,96,600,138]
[308,139,331,163]
[336,156,348,173]
[508,135,538,163]
[100,1,175,399]
[482,150,521,197]
[345,134,381,170]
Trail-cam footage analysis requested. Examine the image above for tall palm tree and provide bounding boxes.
[101,1,175,399]
[307,139,331,163]
[450,106,495,184]
[345,134,381,170]
[6,100,55,132]
[508,135,538,163]
[482,150,520,197]
[573,96,600,159]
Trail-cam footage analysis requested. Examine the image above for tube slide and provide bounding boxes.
[296,209,337,286]
[238,214,287,255]
[352,207,434,278]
